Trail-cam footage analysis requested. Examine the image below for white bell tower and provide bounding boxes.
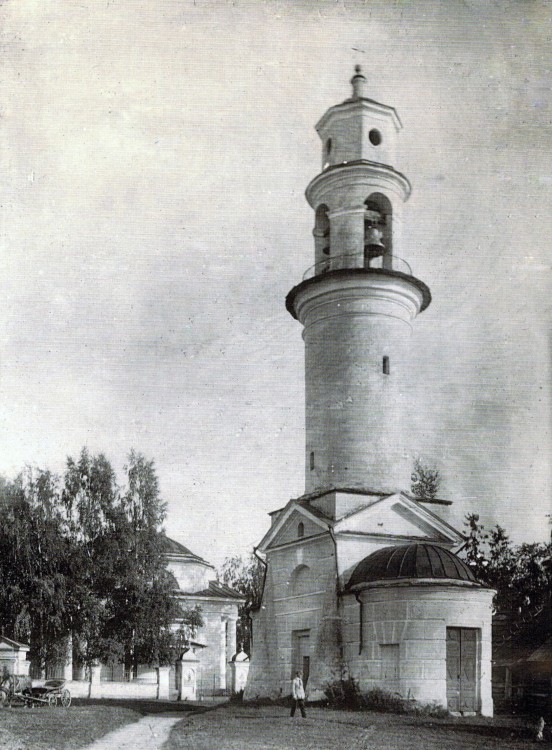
[286,67,431,495]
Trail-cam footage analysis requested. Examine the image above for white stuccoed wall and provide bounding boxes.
[295,274,424,495]
[342,583,494,716]
[245,536,340,701]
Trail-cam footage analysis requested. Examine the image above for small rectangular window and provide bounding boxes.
[310,451,315,470]
[383,356,390,375]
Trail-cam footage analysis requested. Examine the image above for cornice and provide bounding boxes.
[305,161,411,207]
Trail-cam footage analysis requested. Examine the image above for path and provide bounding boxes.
[81,712,183,750]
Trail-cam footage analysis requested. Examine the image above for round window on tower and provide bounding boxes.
[369,129,382,146]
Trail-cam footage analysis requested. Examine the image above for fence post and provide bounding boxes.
[229,646,250,694]
[89,664,102,698]
[157,666,171,701]
[177,649,199,701]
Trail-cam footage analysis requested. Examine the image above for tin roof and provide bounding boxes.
[161,536,212,566]
[346,543,479,589]
[177,580,245,601]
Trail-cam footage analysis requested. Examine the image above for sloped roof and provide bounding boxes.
[493,600,552,670]
[0,636,30,650]
[526,637,552,666]
[177,580,245,601]
[161,535,212,566]
[294,498,333,522]
[346,543,480,589]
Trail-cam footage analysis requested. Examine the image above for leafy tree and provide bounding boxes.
[61,449,123,668]
[106,450,181,676]
[461,513,551,617]
[220,553,264,653]
[0,449,200,678]
[0,470,77,675]
[171,604,205,655]
[410,459,441,500]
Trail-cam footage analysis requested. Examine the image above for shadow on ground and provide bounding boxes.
[72,697,228,716]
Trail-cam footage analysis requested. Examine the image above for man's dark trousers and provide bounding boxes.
[290,699,306,717]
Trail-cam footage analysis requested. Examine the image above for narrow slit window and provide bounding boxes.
[310,451,315,470]
[383,356,390,375]
[298,522,305,538]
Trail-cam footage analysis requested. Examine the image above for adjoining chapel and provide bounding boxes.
[245,68,494,716]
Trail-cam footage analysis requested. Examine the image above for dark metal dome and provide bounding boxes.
[346,543,478,589]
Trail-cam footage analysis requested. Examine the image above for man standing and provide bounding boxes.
[290,670,306,718]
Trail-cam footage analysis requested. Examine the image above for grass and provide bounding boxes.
[0,703,140,750]
[165,703,544,750]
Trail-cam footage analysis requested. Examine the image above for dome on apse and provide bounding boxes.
[346,543,480,589]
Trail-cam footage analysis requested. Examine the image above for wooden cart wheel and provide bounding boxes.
[60,689,71,707]
[47,694,57,707]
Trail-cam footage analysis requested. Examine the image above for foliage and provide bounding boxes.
[410,699,450,719]
[410,459,441,500]
[170,604,204,655]
[102,450,180,674]
[0,469,79,672]
[219,553,265,653]
[323,676,365,709]
[461,513,552,616]
[323,679,448,717]
[229,688,245,703]
[0,448,196,676]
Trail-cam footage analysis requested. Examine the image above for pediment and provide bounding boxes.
[258,502,330,552]
[334,492,462,545]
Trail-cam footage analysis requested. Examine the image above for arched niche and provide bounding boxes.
[364,193,393,268]
[314,204,331,266]
[290,564,314,596]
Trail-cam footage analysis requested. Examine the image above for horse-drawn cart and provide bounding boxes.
[0,675,71,707]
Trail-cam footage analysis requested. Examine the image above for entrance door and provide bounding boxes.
[292,630,311,687]
[446,628,478,713]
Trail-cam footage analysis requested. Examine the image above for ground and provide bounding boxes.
[0,700,547,749]
[166,703,544,750]
[0,699,199,750]
[0,704,139,750]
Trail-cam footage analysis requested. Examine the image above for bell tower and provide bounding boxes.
[286,67,431,495]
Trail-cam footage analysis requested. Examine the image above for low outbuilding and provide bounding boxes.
[343,543,494,715]
[0,636,30,677]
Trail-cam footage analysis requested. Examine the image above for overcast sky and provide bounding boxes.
[1,0,550,565]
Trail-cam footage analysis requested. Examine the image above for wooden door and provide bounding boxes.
[446,628,478,713]
[292,630,311,687]
[302,655,310,687]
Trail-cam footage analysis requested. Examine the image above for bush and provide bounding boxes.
[361,687,412,713]
[410,699,450,719]
[324,679,449,717]
[324,677,364,709]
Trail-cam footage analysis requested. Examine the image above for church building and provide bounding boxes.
[245,68,494,716]
[95,537,245,698]
[163,537,245,696]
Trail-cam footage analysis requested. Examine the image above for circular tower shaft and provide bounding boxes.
[287,68,430,496]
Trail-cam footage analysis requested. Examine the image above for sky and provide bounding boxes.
[0,0,550,566]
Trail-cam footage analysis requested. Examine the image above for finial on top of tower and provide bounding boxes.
[351,65,367,99]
